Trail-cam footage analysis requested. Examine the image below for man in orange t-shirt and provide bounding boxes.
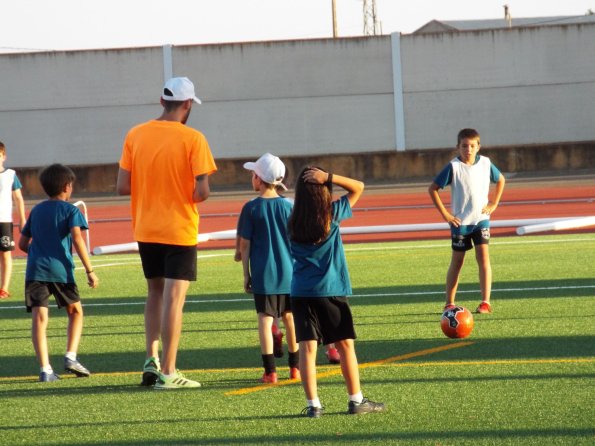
[117,76,217,389]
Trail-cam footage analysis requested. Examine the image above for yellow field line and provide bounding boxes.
[225,342,474,396]
[2,350,593,385]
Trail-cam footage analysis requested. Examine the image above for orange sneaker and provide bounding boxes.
[443,303,457,311]
[325,347,341,364]
[260,372,278,384]
[0,289,10,299]
[289,367,301,381]
[476,301,492,314]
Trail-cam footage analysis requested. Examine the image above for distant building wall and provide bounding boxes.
[1,24,594,190]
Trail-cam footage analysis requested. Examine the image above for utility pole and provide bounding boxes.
[332,0,338,38]
[363,0,382,36]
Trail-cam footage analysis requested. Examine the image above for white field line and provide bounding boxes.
[0,284,593,311]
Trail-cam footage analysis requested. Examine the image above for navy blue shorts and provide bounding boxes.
[138,242,197,281]
[291,296,356,345]
[25,281,81,313]
[254,294,291,318]
[0,222,15,252]
[451,227,490,252]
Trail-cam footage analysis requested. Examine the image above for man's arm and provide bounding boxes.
[193,174,210,203]
[116,168,131,196]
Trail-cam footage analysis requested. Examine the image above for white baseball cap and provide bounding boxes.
[243,153,288,191]
[162,77,202,104]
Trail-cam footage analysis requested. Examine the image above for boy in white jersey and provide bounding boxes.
[0,141,26,298]
[428,129,506,314]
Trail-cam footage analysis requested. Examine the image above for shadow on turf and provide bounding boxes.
[2,277,590,318]
[2,425,592,445]
[3,333,593,380]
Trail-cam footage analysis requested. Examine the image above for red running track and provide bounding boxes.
[18,177,595,255]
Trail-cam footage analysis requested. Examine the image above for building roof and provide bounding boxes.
[413,14,595,34]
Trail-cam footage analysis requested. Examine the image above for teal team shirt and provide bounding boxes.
[21,200,89,283]
[290,195,353,298]
[237,196,293,295]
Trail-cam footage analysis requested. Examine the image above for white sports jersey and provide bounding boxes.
[450,156,492,226]
[0,169,17,222]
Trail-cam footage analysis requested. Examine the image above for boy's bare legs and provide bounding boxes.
[31,307,50,368]
[145,278,164,360]
[299,340,318,400]
[160,278,190,375]
[258,313,274,354]
[475,244,492,303]
[281,311,298,353]
[335,339,361,395]
[445,251,466,305]
[65,302,84,353]
[0,250,12,293]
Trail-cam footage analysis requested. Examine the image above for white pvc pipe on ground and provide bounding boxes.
[92,217,577,255]
[516,216,595,235]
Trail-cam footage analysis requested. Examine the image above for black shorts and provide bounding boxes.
[451,227,490,252]
[291,296,356,345]
[138,242,197,281]
[0,222,15,252]
[25,281,81,313]
[254,293,291,318]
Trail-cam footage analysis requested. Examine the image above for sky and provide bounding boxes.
[1,0,593,53]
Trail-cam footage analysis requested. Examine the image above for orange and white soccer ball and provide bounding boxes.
[441,306,474,339]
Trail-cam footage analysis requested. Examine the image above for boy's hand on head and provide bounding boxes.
[87,272,99,288]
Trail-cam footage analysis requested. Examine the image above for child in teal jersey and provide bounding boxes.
[19,164,99,382]
[288,166,385,418]
[236,153,299,383]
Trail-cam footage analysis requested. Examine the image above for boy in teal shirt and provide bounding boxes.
[19,164,99,382]
[236,153,299,383]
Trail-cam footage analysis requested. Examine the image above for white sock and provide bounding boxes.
[65,352,77,361]
[307,398,322,408]
[41,365,53,374]
[349,392,363,404]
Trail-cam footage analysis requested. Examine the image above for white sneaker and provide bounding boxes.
[154,371,201,389]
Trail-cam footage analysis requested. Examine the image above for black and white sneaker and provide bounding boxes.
[301,406,324,418]
[64,357,91,377]
[348,397,385,415]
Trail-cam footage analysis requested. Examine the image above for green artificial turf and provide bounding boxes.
[0,234,593,445]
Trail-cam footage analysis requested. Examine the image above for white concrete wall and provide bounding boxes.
[1,24,594,169]
[400,25,595,149]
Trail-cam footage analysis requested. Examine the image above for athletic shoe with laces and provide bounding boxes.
[39,371,60,382]
[260,371,278,384]
[155,370,201,389]
[325,347,341,364]
[64,357,91,377]
[348,397,386,415]
[273,329,284,358]
[141,356,161,386]
[476,301,492,314]
[301,406,323,418]
[443,303,457,311]
[0,289,10,299]
[289,367,301,380]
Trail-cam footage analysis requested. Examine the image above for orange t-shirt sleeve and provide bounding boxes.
[191,133,217,177]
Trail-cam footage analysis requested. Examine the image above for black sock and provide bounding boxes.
[262,354,276,374]
[288,351,299,369]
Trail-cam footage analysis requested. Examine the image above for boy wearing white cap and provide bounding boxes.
[236,153,300,383]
